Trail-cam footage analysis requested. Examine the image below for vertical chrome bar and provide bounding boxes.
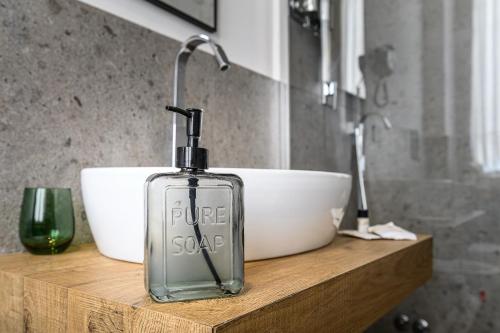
[354,125,368,210]
[320,0,335,105]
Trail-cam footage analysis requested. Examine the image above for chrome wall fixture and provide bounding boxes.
[359,44,396,108]
[290,0,337,106]
[289,0,320,32]
[319,0,336,105]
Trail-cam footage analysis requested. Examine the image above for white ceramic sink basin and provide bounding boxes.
[81,167,351,262]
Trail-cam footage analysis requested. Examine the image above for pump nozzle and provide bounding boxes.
[165,106,208,170]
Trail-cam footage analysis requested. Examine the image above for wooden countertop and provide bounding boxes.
[0,235,432,333]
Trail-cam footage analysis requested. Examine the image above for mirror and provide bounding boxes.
[339,0,365,98]
[146,0,217,32]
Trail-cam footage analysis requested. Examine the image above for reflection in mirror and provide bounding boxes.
[470,0,500,173]
[339,0,365,98]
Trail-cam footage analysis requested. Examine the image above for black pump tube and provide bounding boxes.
[188,177,222,287]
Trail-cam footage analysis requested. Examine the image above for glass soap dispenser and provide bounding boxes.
[144,106,244,302]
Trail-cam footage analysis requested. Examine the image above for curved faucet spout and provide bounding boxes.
[171,34,231,166]
[360,112,392,129]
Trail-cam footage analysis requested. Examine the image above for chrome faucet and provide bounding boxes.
[360,112,392,130]
[353,112,391,231]
[171,34,230,166]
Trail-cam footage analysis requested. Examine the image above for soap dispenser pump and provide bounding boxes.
[144,106,244,302]
[168,106,208,170]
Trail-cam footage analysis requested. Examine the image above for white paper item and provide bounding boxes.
[339,230,382,240]
[368,222,417,241]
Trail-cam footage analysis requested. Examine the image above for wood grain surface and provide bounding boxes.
[0,236,432,332]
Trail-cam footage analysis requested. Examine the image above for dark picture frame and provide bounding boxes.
[145,0,217,32]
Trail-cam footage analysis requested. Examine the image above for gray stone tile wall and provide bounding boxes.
[0,0,281,252]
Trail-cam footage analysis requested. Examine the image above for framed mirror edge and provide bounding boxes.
[145,0,217,32]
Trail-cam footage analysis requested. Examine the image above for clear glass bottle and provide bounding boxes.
[144,106,244,302]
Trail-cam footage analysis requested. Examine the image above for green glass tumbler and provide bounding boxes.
[19,188,75,255]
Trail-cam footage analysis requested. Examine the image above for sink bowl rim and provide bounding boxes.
[81,167,351,179]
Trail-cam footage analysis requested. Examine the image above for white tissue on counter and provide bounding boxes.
[339,222,417,241]
[369,222,417,240]
[338,230,382,240]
